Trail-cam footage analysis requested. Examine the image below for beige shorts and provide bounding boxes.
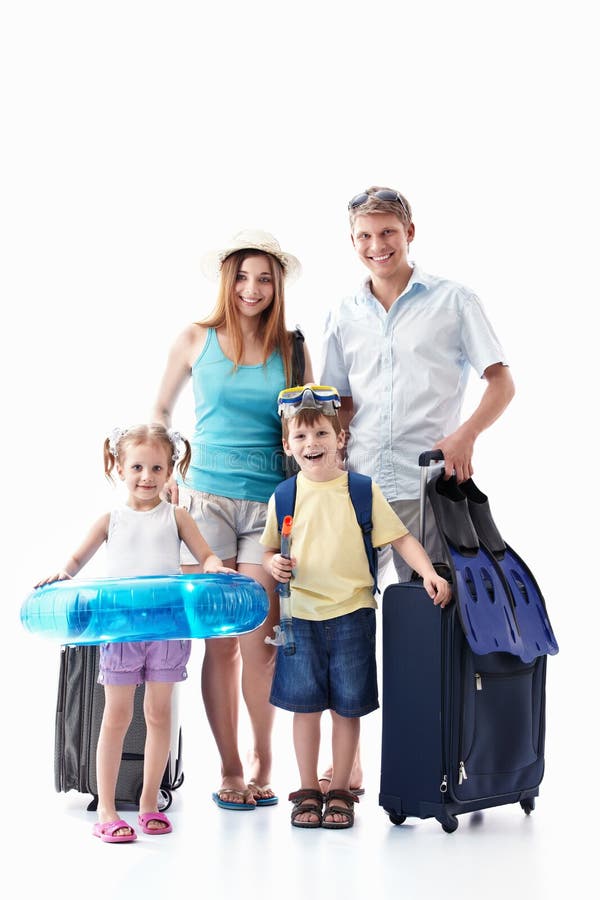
[383,498,447,582]
[179,488,267,566]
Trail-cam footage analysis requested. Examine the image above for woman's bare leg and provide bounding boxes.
[238,560,279,799]
[185,561,250,803]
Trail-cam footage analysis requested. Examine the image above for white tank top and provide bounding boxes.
[106,501,181,578]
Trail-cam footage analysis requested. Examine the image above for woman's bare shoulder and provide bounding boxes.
[171,322,209,360]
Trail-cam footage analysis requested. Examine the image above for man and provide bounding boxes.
[321,185,514,577]
[318,186,515,792]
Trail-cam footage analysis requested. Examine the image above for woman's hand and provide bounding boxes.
[162,475,179,505]
[203,554,237,575]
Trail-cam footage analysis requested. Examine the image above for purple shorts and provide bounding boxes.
[98,639,191,686]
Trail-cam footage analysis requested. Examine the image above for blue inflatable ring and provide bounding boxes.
[20,573,269,645]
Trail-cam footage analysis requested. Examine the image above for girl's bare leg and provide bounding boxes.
[139,681,175,828]
[96,684,136,834]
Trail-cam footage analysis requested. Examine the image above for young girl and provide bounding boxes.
[36,424,233,842]
[152,229,313,809]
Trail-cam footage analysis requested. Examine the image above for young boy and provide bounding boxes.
[260,386,451,830]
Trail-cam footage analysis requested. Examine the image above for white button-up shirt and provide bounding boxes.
[320,265,508,499]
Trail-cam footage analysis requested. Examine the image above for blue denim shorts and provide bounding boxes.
[269,608,379,718]
[98,639,191,686]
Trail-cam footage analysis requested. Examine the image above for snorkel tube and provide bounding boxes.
[265,515,296,656]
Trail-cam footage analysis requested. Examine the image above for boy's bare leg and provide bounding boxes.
[324,712,360,825]
[319,729,363,794]
[292,711,322,824]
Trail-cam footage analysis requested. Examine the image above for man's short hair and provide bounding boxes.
[348,185,412,229]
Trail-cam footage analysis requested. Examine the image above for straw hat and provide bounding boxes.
[200,228,302,283]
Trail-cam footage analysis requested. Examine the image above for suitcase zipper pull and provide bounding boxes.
[458,761,468,784]
[475,673,482,691]
[440,775,448,793]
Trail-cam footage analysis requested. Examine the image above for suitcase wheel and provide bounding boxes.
[438,814,459,833]
[158,788,173,811]
[520,798,535,815]
[385,809,406,826]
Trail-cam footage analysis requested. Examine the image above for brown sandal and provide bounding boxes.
[289,789,323,829]
[322,789,359,830]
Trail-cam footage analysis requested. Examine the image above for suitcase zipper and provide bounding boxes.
[474,666,535,690]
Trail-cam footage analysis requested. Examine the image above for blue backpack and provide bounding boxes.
[273,472,379,594]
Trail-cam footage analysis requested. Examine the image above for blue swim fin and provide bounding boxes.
[458,478,558,661]
[427,474,526,659]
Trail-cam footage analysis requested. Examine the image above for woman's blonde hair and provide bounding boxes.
[199,249,293,383]
[103,423,192,483]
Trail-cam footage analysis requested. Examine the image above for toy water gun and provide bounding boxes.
[265,515,296,655]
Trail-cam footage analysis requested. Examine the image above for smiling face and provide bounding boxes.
[117,440,172,510]
[283,413,345,482]
[234,253,275,318]
[351,212,415,284]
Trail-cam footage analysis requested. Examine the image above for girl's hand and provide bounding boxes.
[270,553,295,584]
[423,574,452,607]
[203,554,237,575]
[34,571,73,588]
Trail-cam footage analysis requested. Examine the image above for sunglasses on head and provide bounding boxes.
[348,189,410,219]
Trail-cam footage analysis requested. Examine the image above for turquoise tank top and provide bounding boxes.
[185,328,286,502]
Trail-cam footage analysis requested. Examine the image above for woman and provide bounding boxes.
[152,229,313,808]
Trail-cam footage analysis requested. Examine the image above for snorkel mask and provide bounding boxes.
[277,385,341,419]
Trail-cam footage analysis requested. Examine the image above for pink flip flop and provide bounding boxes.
[137,811,173,834]
[93,819,137,843]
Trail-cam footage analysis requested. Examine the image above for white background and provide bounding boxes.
[1,2,596,897]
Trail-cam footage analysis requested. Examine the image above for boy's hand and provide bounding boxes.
[423,574,451,607]
[270,552,295,584]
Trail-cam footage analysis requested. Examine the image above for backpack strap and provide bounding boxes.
[274,475,298,532]
[347,472,379,594]
[291,327,305,386]
[274,470,379,594]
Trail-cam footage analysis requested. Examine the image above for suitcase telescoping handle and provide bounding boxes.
[417,449,444,545]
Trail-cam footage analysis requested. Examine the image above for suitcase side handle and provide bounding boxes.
[418,449,444,467]
[418,450,444,544]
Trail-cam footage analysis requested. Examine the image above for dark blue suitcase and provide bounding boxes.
[379,452,556,833]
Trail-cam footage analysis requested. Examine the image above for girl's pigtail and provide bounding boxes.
[176,437,192,482]
[103,437,117,482]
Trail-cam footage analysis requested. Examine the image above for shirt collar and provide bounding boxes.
[358,262,430,305]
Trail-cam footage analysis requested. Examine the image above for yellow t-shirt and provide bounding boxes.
[260,472,408,621]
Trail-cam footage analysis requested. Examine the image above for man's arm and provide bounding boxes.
[434,363,515,482]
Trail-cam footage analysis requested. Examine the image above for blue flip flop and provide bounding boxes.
[248,782,279,806]
[212,789,256,810]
